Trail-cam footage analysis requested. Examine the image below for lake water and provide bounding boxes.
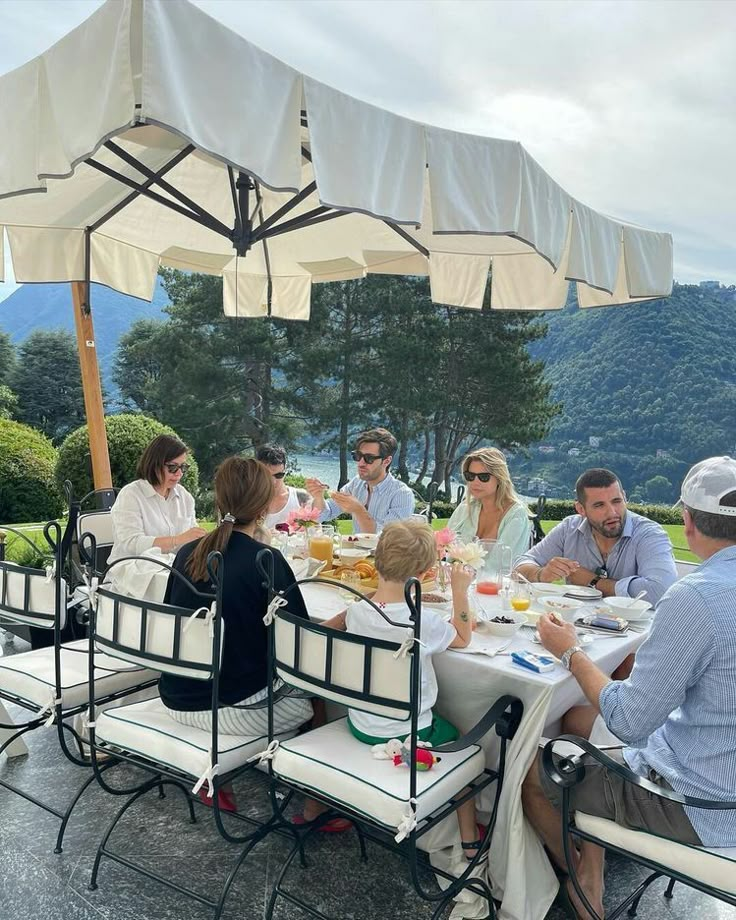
[292,453,462,501]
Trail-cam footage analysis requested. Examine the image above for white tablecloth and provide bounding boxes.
[302,583,647,920]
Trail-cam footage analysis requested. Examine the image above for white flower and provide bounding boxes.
[446,541,487,569]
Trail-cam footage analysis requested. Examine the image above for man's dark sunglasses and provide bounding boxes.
[272,471,286,479]
[165,462,189,474]
[463,471,492,483]
[352,450,383,464]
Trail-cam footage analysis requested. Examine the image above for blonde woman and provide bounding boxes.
[447,448,532,560]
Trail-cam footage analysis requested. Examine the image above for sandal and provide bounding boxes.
[291,814,353,833]
[462,822,488,861]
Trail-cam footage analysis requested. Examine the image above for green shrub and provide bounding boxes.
[195,489,216,521]
[284,473,306,489]
[536,497,682,525]
[0,419,64,523]
[55,414,199,500]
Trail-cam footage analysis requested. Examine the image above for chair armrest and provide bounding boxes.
[431,694,523,753]
[543,734,736,811]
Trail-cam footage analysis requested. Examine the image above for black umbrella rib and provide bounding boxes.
[257,208,348,241]
[103,140,232,237]
[251,181,318,241]
[383,222,429,258]
[86,158,232,240]
[89,144,195,232]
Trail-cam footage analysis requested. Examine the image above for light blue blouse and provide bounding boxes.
[447,500,532,561]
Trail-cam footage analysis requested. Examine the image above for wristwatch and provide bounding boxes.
[588,574,602,588]
[560,645,584,671]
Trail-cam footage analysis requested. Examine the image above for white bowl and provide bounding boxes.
[338,547,371,565]
[342,533,379,550]
[537,595,586,622]
[602,597,653,621]
[481,612,528,637]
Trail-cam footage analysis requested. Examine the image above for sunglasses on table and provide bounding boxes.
[352,451,384,464]
[463,471,493,482]
[165,462,189,474]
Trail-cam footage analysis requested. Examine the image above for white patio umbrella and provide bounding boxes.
[0,0,673,488]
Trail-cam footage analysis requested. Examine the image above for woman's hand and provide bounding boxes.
[178,526,207,545]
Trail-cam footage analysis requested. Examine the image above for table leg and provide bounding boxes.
[0,699,29,758]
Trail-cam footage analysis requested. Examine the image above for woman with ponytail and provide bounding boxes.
[159,457,313,808]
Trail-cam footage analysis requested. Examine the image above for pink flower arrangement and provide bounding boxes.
[434,527,457,554]
[285,506,322,534]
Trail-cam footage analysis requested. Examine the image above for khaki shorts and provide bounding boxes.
[540,748,702,846]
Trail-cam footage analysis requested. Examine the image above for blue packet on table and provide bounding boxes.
[511,650,556,673]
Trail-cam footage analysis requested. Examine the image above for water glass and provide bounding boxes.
[339,570,362,601]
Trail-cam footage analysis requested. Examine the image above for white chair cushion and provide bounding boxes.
[0,639,157,711]
[272,717,486,834]
[96,696,290,780]
[576,813,736,895]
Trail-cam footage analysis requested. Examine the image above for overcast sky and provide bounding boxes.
[1,0,735,302]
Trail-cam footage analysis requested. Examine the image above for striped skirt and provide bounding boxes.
[166,685,313,738]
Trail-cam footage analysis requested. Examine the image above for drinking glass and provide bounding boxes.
[339,570,362,600]
[510,574,531,612]
[309,524,335,568]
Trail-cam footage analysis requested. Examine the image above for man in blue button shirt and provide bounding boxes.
[515,468,677,606]
[523,456,736,917]
[305,427,415,533]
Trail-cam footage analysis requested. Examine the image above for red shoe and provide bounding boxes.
[198,786,237,813]
[291,814,353,833]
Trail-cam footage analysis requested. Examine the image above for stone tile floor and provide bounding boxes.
[1,631,734,920]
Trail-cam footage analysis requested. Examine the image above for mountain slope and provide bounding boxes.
[519,282,736,498]
[0,279,170,399]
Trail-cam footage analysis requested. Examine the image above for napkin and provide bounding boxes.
[452,635,514,657]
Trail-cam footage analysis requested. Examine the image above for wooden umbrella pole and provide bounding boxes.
[71,281,112,491]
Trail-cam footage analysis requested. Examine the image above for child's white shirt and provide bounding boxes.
[345,599,456,739]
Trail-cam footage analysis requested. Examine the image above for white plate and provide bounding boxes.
[529,582,569,595]
[564,585,604,600]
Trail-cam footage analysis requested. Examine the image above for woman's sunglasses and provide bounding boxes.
[352,450,383,464]
[463,471,493,483]
[165,462,189,475]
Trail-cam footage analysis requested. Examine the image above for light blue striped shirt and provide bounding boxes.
[319,472,415,531]
[515,510,677,605]
[599,545,736,846]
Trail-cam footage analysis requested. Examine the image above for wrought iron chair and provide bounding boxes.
[257,550,524,920]
[0,522,158,853]
[85,549,301,918]
[529,493,547,546]
[542,736,736,919]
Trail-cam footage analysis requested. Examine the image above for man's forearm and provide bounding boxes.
[351,508,376,533]
[516,562,544,582]
[569,652,611,714]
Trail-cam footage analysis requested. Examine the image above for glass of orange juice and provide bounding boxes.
[510,575,531,612]
[308,524,335,568]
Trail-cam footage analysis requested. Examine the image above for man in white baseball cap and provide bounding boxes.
[523,456,736,917]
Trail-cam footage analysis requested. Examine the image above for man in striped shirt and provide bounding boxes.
[306,427,415,533]
[523,456,736,918]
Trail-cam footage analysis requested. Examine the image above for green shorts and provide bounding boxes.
[347,713,459,747]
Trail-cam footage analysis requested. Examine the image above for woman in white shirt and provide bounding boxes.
[109,435,206,563]
[447,447,532,561]
[255,445,311,529]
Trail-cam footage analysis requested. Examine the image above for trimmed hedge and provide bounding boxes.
[529,497,683,526]
[0,419,64,522]
[56,414,199,501]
